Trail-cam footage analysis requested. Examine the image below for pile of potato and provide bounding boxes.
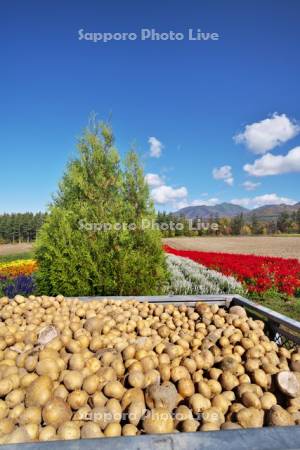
[0,295,299,444]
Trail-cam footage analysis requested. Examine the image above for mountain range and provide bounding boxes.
[174,202,300,221]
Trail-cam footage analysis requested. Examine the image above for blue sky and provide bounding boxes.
[1,0,300,213]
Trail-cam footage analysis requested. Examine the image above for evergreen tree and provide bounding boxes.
[277,212,291,233]
[297,209,300,234]
[231,213,244,235]
[35,121,167,296]
[251,213,260,235]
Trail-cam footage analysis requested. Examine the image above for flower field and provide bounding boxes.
[2,248,300,299]
[166,254,244,295]
[0,260,37,297]
[164,245,300,296]
[0,259,37,277]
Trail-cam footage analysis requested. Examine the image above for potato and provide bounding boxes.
[103,381,125,400]
[200,422,220,431]
[122,424,138,436]
[267,405,295,426]
[145,382,177,411]
[220,356,238,372]
[237,383,263,398]
[220,371,239,391]
[69,354,85,371]
[25,376,53,407]
[81,422,103,438]
[53,384,69,401]
[289,397,300,409]
[72,404,91,421]
[128,401,146,426]
[229,306,247,318]
[121,388,144,410]
[0,379,13,397]
[143,408,174,434]
[183,358,197,374]
[221,422,242,430]
[178,378,195,398]
[260,392,277,410]
[277,371,300,398]
[104,422,122,437]
[84,317,103,333]
[245,359,260,372]
[189,394,211,413]
[253,369,269,389]
[159,364,171,382]
[241,392,261,409]
[237,407,264,428]
[67,390,88,410]
[20,373,38,389]
[23,423,39,440]
[202,407,225,425]
[207,379,222,396]
[0,296,299,443]
[171,366,190,382]
[39,426,57,441]
[197,381,211,399]
[144,369,160,387]
[1,426,31,444]
[63,371,83,391]
[0,401,8,420]
[222,391,235,403]
[212,395,230,414]
[19,407,42,425]
[0,418,15,436]
[209,368,222,380]
[42,398,72,428]
[181,418,199,432]
[5,389,25,408]
[57,421,80,440]
[36,358,59,380]
[175,405,193,423]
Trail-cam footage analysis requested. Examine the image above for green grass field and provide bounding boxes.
[251,293,300,322]
[0,251,34,263]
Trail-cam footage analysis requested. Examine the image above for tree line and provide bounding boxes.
[1,208,299,244]
[157,209,300,237]
[0,213,47,244]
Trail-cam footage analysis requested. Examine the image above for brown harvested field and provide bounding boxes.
[163,236,300,260]
[0,243,33,256]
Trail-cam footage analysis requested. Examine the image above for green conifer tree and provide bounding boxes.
[35,121,167,296]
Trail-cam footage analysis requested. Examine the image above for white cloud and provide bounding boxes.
[212,165,234,186]
[234,113,300,154]
[145,173,164,187]
[151,185,188,205]
[231,193,297,209]
[244,146,300,177]
[242,181,261,191]
[148,136,163,158]
[176,198,220,209]
[149,179,219,210]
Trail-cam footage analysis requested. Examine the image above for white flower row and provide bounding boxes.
[166,254,244,295]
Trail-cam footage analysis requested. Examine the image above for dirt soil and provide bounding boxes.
[0,243,33,256]
[163,236,300,260]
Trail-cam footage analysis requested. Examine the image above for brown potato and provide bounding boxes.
[143,408,174,434]
[268,405,295,426]
[237,407,264,428]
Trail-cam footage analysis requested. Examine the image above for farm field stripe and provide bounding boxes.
[166,254,244,295]
[164,245,300,296]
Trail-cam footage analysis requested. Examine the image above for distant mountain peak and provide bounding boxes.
[173,202,248,219]
[173,201,299,220]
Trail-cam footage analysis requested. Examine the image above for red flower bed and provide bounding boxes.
[164,245,300,296]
